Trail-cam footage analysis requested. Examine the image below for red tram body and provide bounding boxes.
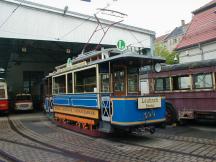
[142,59,216,123]
[0,78,9,113]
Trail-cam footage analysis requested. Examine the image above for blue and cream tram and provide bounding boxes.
[43,48,166,135]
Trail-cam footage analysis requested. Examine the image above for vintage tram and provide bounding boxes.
[141,59,216,124]
[0,78,9,114]
[43,48,166,135]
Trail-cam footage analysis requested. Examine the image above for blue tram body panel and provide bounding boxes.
[53,93,98,109]
[111,97,166,126]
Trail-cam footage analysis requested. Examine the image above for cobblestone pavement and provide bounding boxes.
[0,116,83,162]
[16,113,216,162]
[0,113,216,162]
[143,124,216,145]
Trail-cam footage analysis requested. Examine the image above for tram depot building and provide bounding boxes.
[0,0,155,109]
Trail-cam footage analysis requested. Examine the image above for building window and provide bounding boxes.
[193,73,212,89]
[155,77,170,91]
[172,75,190,90]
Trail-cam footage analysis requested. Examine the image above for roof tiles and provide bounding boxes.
[176,0,216,50]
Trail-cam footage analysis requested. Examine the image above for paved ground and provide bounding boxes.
[0,112,215,162]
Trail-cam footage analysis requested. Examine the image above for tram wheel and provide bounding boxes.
[165,102,177,125]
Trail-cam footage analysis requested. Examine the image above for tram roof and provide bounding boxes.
[89,50,165,65]
[161,59,216,72]
[72,48,118,63]
[47,49,165,77]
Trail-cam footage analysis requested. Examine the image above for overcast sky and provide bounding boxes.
[28,0,211,36]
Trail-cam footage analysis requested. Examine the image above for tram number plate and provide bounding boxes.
[138,97,161,109]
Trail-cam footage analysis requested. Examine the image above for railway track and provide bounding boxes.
[138,131,216,145]
[113,136,216,161]
[0,148,24,162]
[10,119,144,162]
[1,115,215,162]
[108,128,216,161]
[18,118,216,162]
[8,117,106,162]
[0,117,104,162]
[131,127,216,159]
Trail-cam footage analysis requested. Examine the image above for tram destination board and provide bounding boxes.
[138,97,161,109]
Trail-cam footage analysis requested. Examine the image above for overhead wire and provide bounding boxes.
[0,0,127,43]
[128,30,147,48]
[0,0,24,30]
[127,37,151,48]
[59,1,116,40]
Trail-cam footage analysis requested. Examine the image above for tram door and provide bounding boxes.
[113,66,126,96]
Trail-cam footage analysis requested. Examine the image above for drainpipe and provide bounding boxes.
[198,43,204,60]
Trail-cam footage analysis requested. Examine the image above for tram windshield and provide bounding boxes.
[0,83,6,99]
[16,94,32,101]
[0,89,5,99]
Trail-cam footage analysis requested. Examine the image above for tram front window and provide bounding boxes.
[0,89,5,98]
[101,74,109,92]
[114,71,124,91]
[113,69,125,95]
[128,74,138,92]
[128,68,138,93]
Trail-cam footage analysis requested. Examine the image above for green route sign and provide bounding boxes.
[117,40,126,51]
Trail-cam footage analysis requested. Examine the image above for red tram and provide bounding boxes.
[141,59,216,123]
[0,78,9,114]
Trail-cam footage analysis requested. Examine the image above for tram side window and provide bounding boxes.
[193,73,212,89]
[101,74,109,92]
[75,68,96,93]
[67,73,73,93]
[53,75,66,94]
[172,75,190,90]
[155,77,170,91]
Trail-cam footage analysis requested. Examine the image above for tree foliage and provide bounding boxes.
[155,43,178,64]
